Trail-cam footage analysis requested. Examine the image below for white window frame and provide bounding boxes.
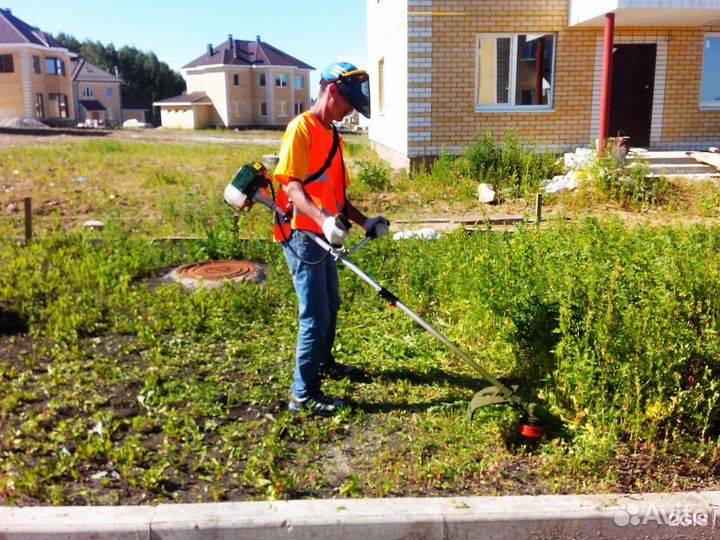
[277,101,288,117]
[474,32,556,113]
[293,75,304,89]
[82,87,94,98]
[275,73,288,87]
[700,33,720,110]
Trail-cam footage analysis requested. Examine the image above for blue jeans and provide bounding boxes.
[283,231,340,400]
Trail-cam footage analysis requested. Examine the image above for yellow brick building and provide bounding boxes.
[0,8,75,126]
[155,35,313,129]
[367,0,720,169]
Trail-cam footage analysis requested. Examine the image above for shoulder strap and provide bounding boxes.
[303,124,339,186]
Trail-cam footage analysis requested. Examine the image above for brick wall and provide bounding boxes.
[661,24,720,147]
[0,50,24,118]
[404,0,720,162]
[414,0,590,159]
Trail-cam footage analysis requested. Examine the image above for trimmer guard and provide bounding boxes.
[468,384,520,419]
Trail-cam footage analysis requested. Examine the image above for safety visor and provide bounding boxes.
[336,69,371,119]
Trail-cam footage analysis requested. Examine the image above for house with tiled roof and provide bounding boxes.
[71,59,123,127]
[368,0,720,169]
[155,35,314,129]
[0,7,75,126]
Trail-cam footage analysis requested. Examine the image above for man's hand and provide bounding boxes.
[322,215,351,246]
[363,216,390,239]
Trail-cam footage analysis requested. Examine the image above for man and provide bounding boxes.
[273,61,389,416]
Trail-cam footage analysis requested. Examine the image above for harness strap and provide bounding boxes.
[303,124,339,186]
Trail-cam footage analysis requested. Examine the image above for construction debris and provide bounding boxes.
[393,228,443,240]
[686,151,720,172]
[477,183,497,204]
[83,220,104,231]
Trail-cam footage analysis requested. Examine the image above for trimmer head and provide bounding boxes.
[468,385,545,440]
[519,422,545,439]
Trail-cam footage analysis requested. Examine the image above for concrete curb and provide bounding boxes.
[1,491,719,540]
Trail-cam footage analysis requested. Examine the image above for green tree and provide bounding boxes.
[56,34,186,125]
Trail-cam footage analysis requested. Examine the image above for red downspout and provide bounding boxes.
[598,12,615,156]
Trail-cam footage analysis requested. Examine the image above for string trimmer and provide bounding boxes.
[225,162,545,439]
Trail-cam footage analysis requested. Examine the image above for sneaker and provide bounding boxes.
[320,359,360,380]
[288,392,346,417]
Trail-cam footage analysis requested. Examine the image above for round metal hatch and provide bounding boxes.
[168,260,266,289]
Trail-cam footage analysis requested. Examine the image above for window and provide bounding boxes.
[82,87,94,98]
[259,73,266,86]
[0,54,13,73]
[278,101,288,117]
[260,102,267,116]
[35,94,45,118]
[275,73,287,87]
[32,55,40,74]
[46,57,65,76]
[48,94,69,118]
[294,75,304,89]
[475,33,555,110]
[701,34,720,108]
[106,87,113,99]
[294,102,304,115]
[233,73,239,86]
[378,57,385,114]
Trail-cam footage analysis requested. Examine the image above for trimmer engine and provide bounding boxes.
[224,162,271,211]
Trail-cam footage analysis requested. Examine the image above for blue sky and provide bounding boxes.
[3,0,367,96]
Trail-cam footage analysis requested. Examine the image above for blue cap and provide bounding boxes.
[320,61,371,119]
[320,61,357,82]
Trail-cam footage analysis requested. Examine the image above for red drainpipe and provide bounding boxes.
[598,12,615,156]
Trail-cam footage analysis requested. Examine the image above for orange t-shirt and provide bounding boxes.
[272,111,349,242]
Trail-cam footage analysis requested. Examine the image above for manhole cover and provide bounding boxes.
[168,260,266,289]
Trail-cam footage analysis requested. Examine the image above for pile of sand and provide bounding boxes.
[0,117,49,128]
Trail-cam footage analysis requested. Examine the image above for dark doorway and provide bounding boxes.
[608,44,656,148]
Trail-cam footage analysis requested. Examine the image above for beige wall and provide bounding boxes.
[31,48,75,122]
[0,47,76,120]
[76,81,122,126]
[0,49,24,118]
[187,69,227,126]
[184,65,311,128]
[225,68,253,125]
[160,105,212,129]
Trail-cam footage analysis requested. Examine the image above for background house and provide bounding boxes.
[155,35,313,129]
[71,59,122,127]
[0,7,75,126]
[368,0,720,169]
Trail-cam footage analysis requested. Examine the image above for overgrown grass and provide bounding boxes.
[2,219,720,504]
[571,151,672,210]
[2,132,720,505]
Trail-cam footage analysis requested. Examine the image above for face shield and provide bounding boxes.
[335,69,370,119]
